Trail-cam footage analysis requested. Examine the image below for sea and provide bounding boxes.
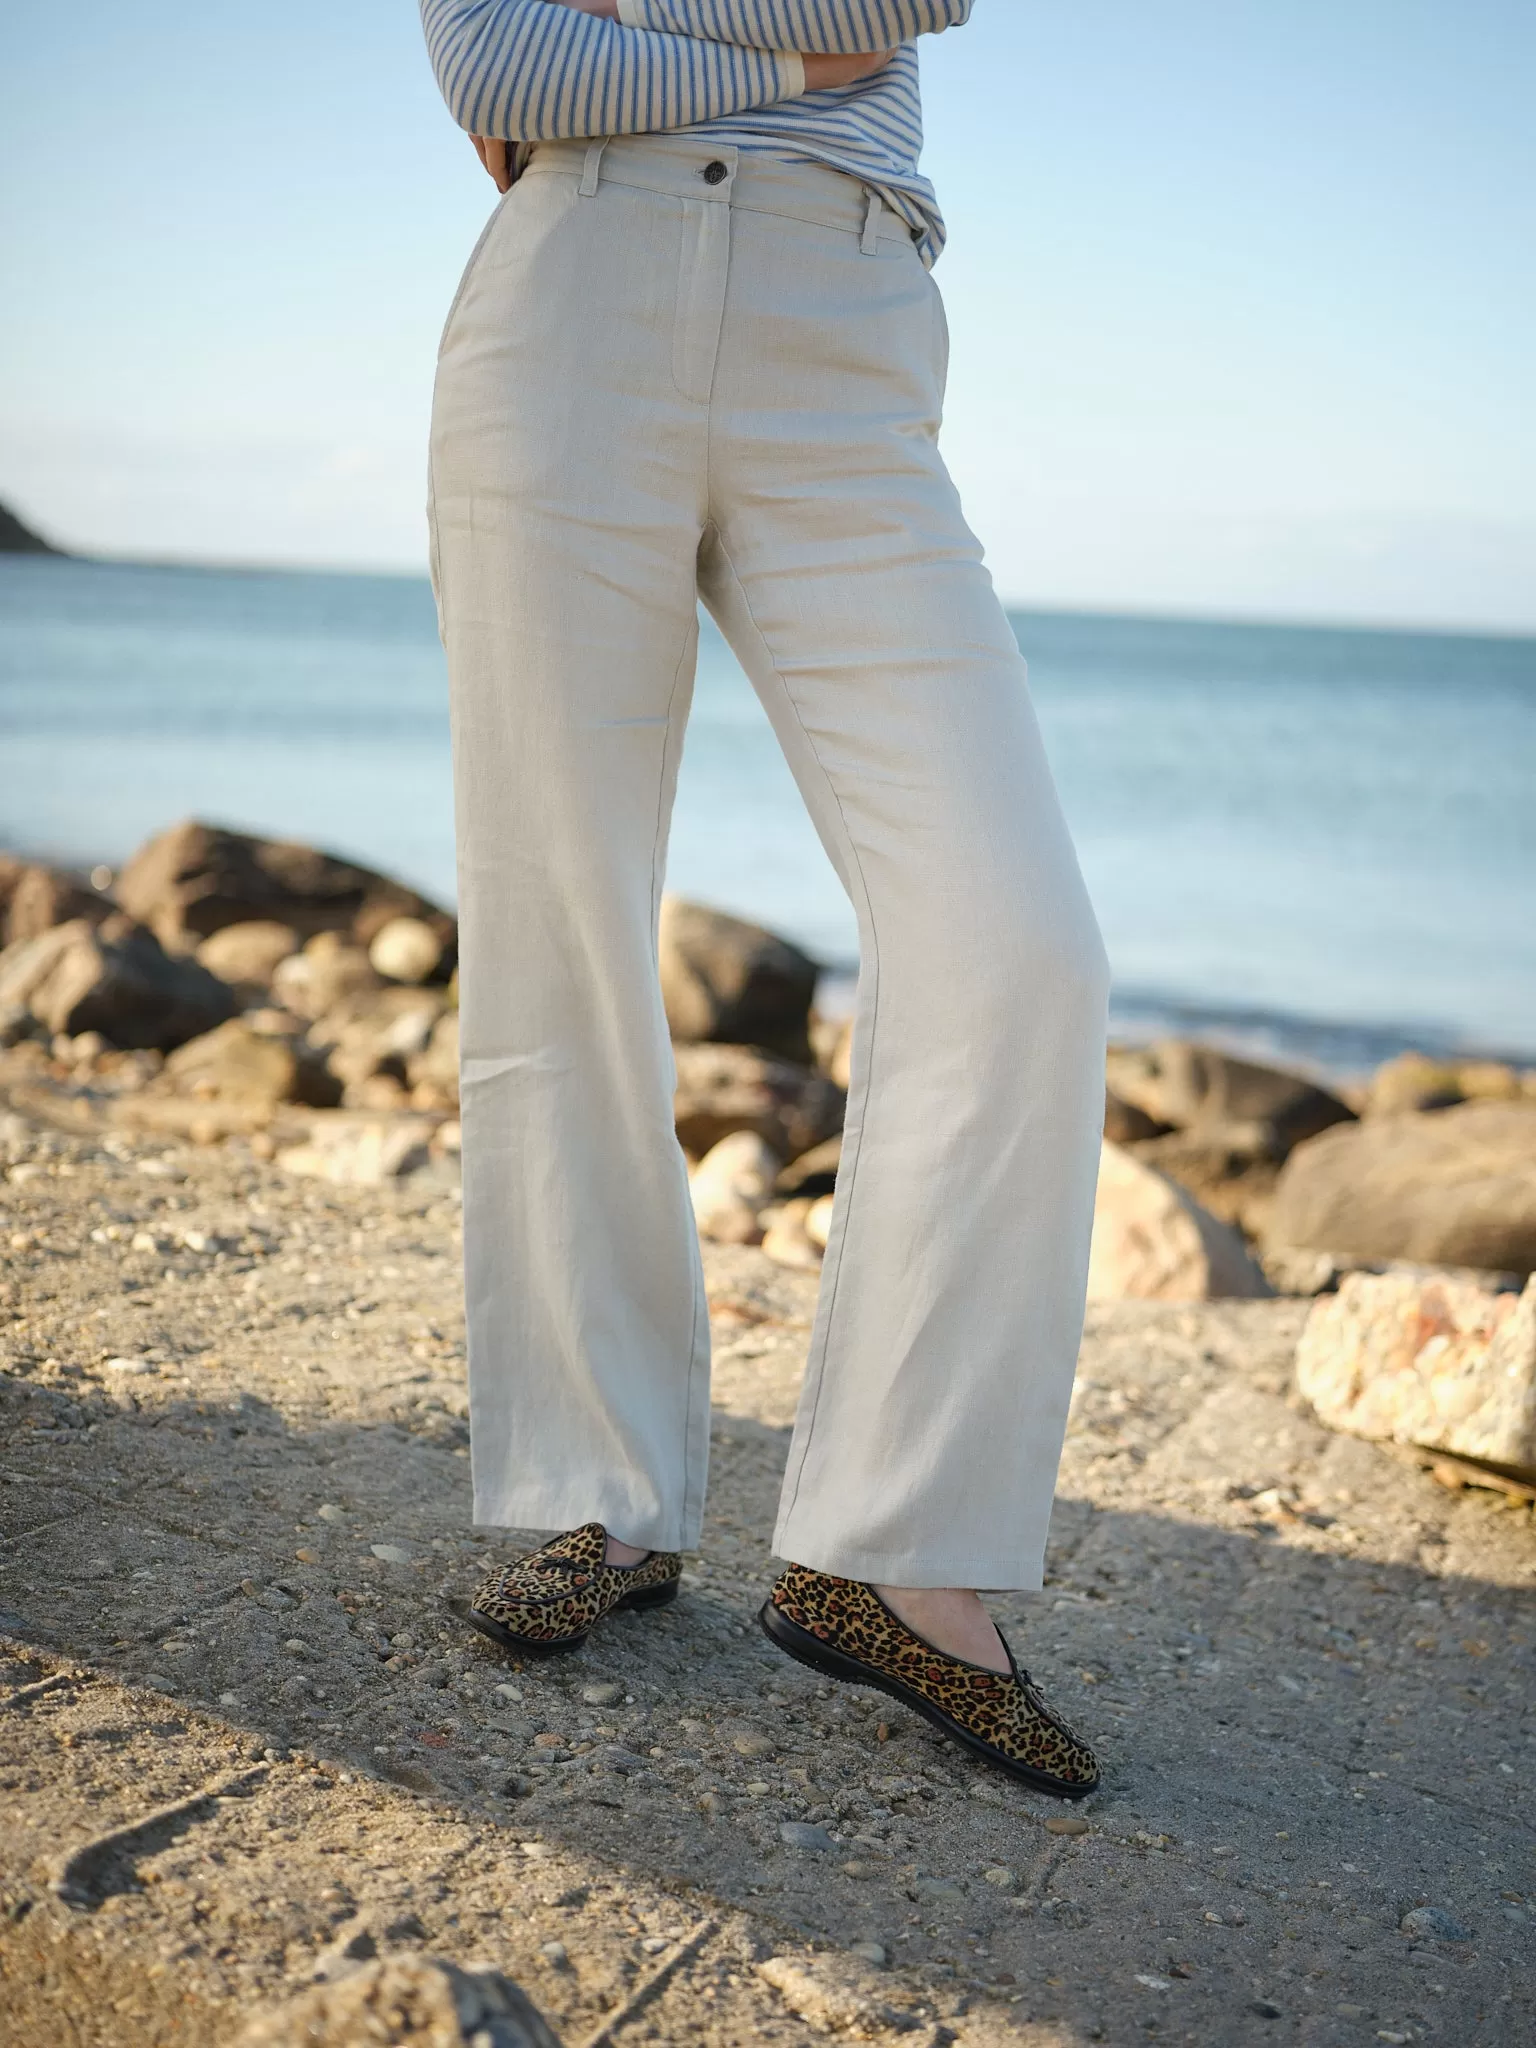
[3,554,1534,1080]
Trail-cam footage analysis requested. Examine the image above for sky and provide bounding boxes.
[2,1,1533,630]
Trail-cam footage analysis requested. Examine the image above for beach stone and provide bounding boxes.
[0,913,235,1050]
[1400,1905,1472,1942]
[1266,1101,1536,1274]
[810,1010,854,1090]
[272,933,384,1021]
[1366,1051,1534,1117]
[673,1042,844,1161]
[779,1821,835,1852]
[236,1954,562,2048]
[1104,1089,1168,1144]
[407,1011,461,1109]
[1126,1122,1287,1237]
[1295,1270,1536,1474]
[689,1130,780,1244]
[277,1118,436,1185]
[311,985,448,1091]
[761,1197,824,1273]
[1045,1815,1091,1837]
[581,1681,624,1707]
[775,1133,841,1197]
[162,1017,339,1108]
[3,863,111,946]
[370,915,446,985]
[804,1193,835,1250]
[757,1954,882,2032]
[195,919,301,991]
[658,894,818,1062]
[116,817,454,953]
[1087,1141,1272,1301]
[1105,1039,1354,1153]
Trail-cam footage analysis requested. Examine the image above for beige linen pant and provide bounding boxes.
[428,133,1109,1590]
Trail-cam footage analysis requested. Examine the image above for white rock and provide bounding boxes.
[276,1116,435,1185]
[688,1130,780,1244]
[370,1543,413,1565]
[1087,1141,1272,1301]
[369,916,445,985]
[757,1954,882,2032]
[804,1192,835,1250]
[1296,1269,1536,1473]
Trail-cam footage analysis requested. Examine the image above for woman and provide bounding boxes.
[421,0,1109,1798]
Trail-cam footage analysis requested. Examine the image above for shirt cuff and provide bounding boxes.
[778,49,805,97]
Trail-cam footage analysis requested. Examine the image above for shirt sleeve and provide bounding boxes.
[614,0,972,51]
[421,0,805,141]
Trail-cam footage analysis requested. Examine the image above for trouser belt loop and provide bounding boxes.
[860,190,883,255]
[579,139,609,196]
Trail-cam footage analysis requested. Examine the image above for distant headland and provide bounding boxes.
[0,499,65,554]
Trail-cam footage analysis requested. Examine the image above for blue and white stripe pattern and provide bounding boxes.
[419,2,974,266]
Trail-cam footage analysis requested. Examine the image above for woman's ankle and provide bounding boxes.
[873,1583,1009,1674]
[604,1534,650,1567]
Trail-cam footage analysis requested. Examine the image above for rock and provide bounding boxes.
[847,1941,887,1966]
[1295,1270,1536,1475]
[804,1193,835,1250]
[730,1729,778,1760]
[1087,1142,1272,1302]
[310,986,448,1096]
[195,920,301,991]
[1399,1906,1471,1942]
[809,1009,854,1088]
[1367,1051,1534,1117]
[1127,1123,1284,1237]
[1045,1814,1091,1837]
[1106,1040,1354,1153]
[672,1042,844,1161]
[581,1682,624,1707]
[0,914,235,1050]
[3,864,112,946]
[779,1821,836,1852]
[370,916,446,985]
[1266,1101,1536,1274]
[272,933,384,1021]
[277,1118,437,1184]
[658,895,819,1062]
[775,1134,842,1198]
[757,1954,883,2032]
[761,1198,824,1272]
[1104,1089,1168,1145]
[370,1543,413,1564]
[236,1955,562,2048]
[689,1130,780,1244]
[408,1011,460,1110]
[162,1018,341,1108]
[117,818,455,955]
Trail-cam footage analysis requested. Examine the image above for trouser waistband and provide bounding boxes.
[519,134,918,254]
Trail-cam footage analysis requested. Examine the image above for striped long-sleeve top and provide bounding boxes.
[419,1,975,266]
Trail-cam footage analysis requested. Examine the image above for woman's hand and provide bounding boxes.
[471,134,515,192]
[802,48,898,88]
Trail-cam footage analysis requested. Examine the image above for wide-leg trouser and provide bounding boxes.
[428,134,1110,1590]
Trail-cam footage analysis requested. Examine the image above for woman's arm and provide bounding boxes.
[614,1,971,52]
[420,0,804,141]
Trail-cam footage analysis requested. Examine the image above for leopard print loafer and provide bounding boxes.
[760,1564,1100,1800]
[465,1522,682,1659]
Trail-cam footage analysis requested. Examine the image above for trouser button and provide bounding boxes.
[702,160,729,185]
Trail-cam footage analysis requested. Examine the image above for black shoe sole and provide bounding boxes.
[757,1598,1099,1802]
[461,1576,679,1660]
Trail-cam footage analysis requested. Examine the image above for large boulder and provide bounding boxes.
[237,1955,562,2048]
[116,818,455,958]
[0,915,235,1050]
[659,895,819,1063]
[1105,1039,1354,1153]
[1365,1050,1535,1117]
[1266,1101,1536,1275]
[1296,1270,1536,1476]
[1087,1140,1273,1301]
[672,1042,843,1162]
[1126,1123,1283,1238]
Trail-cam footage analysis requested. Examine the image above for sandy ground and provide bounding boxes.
[1,1110,1533,2047]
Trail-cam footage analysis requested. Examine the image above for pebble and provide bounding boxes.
[1399,1906,1471,1942]
[582,1681,624,1707]
[519,1841,550,1858]
[370,1543,412,1564]
[539,1941,569,1969]
[602,1746,648,1773]
[294,1548,322,1565]
[104,1356,153,1376]
[982,1866,1014,1888]
[534,1732,565,1750]
[1248,2000,1283,2019]
[1046,1815,1090,1836]
[732,1731,777,1759]
[780,1821,836,1853]
[495,1682,524,1703]
[1135,1974,1172,1992]
[849,1942,887,1967]
[317,1504,347,1523]
[283,1639,309,1655]
[640,1936,668,1955]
